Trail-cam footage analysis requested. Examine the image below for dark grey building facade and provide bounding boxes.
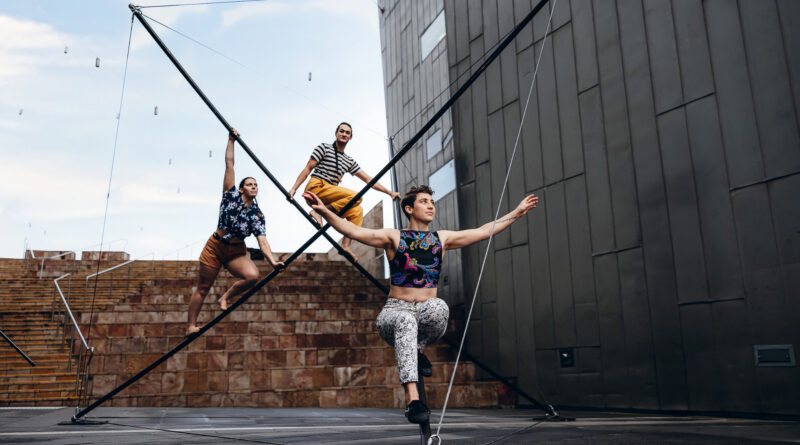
[379,0,800,415]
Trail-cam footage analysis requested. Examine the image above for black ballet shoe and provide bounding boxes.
[418,352,433,377]
[404,400,430,424]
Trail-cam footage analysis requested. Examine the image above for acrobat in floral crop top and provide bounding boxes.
[389,230,443,288]
[217,186,266,241]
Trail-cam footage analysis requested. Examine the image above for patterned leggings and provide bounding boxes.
[376,297,450,384]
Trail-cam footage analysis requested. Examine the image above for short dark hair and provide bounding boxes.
[336,122,353,137]
[401,185,434,219]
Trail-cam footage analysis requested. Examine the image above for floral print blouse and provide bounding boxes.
[217,186,266,240]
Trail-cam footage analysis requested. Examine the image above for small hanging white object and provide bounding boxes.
[64,46,69,54]
[177,187,180,194]
[95,57,100,68]
[168,158,172,165]
[308,72,312,81]
[154,106,158,115]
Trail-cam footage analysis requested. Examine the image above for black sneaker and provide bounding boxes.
[404,400,430,424]
[418,352,433,377]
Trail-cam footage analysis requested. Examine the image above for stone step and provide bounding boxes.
[0,388,82,401]
[86,381,511,409]
[0,366,73,376]
[0,380,78,392]
[91,361,481,395]
[89,344,458,373]
[0,356,69,364]
[0,396,79,407]
[0,373,76,383]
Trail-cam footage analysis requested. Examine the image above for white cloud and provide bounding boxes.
[0,118,21,129]
[220,0,378,29]
[221,2,290,27]
[118,183,215,206]
[0,15,69,79]
[0,2,390,259]
[0,15,63,50]
[303,0,380,30]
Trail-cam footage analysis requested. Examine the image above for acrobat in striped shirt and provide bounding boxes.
[309,142,361,185]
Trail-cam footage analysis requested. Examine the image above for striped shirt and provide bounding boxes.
[309,142,361,185]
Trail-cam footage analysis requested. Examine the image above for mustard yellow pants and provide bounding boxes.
[305,177,364,226]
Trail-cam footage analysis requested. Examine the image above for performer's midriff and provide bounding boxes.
[388,286,437,302]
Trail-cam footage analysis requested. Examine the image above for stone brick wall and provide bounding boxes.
[84,257,511,408]
[327,201,385,279]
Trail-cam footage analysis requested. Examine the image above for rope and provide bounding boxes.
[139,13,388,140]
[480,421,544,445]
[107,421,284,444]
[430,1,558,442]
[85,14,135,342]
[138,0,268,8]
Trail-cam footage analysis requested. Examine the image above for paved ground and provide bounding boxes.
[0,407,797,444]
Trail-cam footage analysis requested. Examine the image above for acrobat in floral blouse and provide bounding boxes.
[217,185,266,240]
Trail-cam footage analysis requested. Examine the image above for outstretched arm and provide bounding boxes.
[288,158,319,201]
[223,129,239,191]
[354,171,401,201]
[302,191,396,249]
[440,194,538,250]
[256,235,285,270]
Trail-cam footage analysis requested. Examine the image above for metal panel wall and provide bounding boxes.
[379,0,800,415]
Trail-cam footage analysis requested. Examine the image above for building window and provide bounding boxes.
[426,129,443,159]
[420,11,446,61]
[442,128,453,148]
[428,159,456,197]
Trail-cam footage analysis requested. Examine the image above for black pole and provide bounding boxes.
[418,374,431,444]
[74,0,553,421]
[283,0,552,246]
[0,328,36,367]
[388,137,402,229]
[128,4,387,295]
[74,264,281,420]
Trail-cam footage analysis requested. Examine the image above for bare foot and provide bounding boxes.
[185,325,202,336]
[342,247,358,263]
[309,210,323,227]
[217,298,228,311]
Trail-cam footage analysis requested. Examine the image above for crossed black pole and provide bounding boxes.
[1,328,36,367]
[135,7,388,295]
[72,0,552,424]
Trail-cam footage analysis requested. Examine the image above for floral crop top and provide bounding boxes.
[217,186,266,240]
[389,230,443,288]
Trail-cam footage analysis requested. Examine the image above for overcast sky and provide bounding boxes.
[0,0,397,260]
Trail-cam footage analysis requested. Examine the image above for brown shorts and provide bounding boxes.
[198,233,247,271]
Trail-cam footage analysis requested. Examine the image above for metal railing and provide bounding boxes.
[84,252,155,300]
[26,250,77,279]
[79,238,129,254]
[52,274,93,408]
[160,239,204,274]
[49,252,154,410]
[161,238,203,272]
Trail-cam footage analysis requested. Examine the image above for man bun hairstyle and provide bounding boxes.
[336,122,353,138]
[401,185,434,219]
[239,177,256,189]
